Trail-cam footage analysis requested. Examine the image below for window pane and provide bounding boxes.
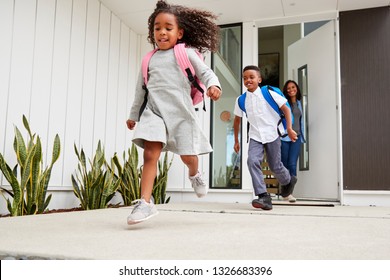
[298,65,309,170]
[211,24,242,188]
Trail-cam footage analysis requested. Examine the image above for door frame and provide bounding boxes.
[254,12,343,202]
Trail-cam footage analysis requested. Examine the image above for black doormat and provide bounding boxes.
[272,200,336,207]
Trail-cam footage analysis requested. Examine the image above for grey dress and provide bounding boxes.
[128,47,221,155]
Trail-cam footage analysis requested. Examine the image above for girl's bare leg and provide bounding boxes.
[141,141,162,202]
[180,155,198,176]
[181,154,207,197]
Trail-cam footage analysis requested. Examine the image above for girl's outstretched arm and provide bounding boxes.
[187,48,221,91]
[129,70,147,122]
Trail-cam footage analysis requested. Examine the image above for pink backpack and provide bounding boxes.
[141,43,206,111]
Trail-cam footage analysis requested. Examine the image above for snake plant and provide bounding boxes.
[71,141,120,210]
[0,115,60,216]
[112,143,173,205]
[112,144,141,206]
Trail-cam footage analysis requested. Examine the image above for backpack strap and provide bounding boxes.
[237,92,247,115]
[237,92,250,142]
[261,85,290,137]
[141,49,158,86]
[174,43,206,111]
[261,85,280,114]
[174,43,195,80]
[139,49,158,120]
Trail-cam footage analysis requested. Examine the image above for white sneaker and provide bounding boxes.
[283,194,297,203]
[189,172,208,198]
[127,198,158,225]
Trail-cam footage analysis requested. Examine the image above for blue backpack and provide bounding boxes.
[237,85,292,138]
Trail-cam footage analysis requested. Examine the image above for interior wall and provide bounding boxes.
[258,27,284,88]
[283,24,301,83]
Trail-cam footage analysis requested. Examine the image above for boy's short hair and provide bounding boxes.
[243,65,261,77]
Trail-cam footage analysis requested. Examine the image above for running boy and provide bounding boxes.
[233,65,297,210]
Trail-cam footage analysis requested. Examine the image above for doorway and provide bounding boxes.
[259,20,340,201]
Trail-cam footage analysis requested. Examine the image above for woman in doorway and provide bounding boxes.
[281,80,305,202]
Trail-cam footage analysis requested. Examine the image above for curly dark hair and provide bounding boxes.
[147,0,220,53]
[282,80,302,105]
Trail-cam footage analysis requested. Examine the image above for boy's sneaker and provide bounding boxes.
[252,193,273,210]
[189,171,208,198]
[283,194,297,203]
[127,198,158,225]
[281,176,297,198]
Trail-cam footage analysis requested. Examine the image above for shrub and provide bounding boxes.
[0,115,60,216]
[113,143,173,205]
[71,141,120,210]
[112,144,140,206]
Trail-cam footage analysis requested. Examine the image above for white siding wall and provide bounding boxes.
[0,0,140,213]
[0,1,257,214]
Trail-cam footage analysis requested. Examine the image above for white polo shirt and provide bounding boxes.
[234,86,287,144]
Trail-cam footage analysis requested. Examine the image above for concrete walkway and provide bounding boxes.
[1,201,390,260]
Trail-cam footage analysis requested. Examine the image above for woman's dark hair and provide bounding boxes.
[282,80,302,104]
[147,0,220,52]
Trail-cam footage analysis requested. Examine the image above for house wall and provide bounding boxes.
[0,0,220,214]
[340,6,390,191]
[1,2,389,214]
[0,0,140,213]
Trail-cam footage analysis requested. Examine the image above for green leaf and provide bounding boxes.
[29,137,42,213]
[14,126,27,167]
[0,153,23,216]
[22,114,33,139]
[51,134,61,166]
[44,194,52,210]
[0,115,60,216]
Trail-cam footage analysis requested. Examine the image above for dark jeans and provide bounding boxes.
[281,135,302,176]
